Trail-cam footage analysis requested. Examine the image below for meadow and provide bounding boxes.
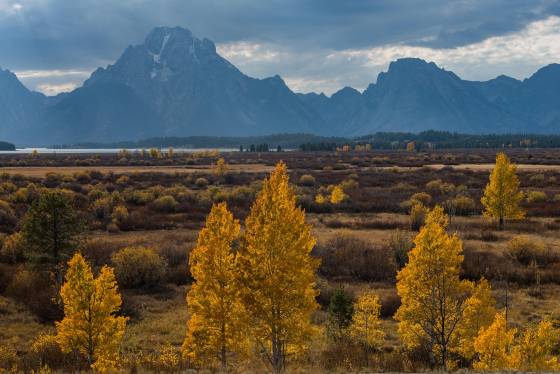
[1,147,560,372]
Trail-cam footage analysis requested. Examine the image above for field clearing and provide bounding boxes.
[0,163,274,177]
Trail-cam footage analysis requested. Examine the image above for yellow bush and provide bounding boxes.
[507,235,546,265]
[111,246,167,288]
[526,190,547,203]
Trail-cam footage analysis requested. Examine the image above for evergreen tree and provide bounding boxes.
[327,288,354,340]
[21,189,83,265]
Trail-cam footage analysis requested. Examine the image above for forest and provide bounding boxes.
[1,147,560,372]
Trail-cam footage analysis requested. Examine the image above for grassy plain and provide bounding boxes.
[2,148,560,371]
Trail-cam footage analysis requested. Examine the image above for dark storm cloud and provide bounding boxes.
[1,0,559,70]
[1,0,559,94]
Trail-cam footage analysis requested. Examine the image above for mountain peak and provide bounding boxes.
[388,58,438,72]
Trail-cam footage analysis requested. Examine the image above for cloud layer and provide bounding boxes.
[1,0,559,94]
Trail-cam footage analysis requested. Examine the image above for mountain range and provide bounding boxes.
[1,26,560,145]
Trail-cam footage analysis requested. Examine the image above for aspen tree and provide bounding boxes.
[56,253,127,372]
[509,319,560,371]
[348,291,385,365]
[396,206,473,369]
[481,152,525,228]
[238,162,319,373]
[182,202,247,371]
[473,311,516,371]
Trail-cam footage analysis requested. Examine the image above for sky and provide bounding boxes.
[1,0,560,95]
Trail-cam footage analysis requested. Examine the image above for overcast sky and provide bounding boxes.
[1,0,560,95]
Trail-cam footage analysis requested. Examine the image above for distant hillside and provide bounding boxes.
[2,27,560,145]
[0,141,15,151]
[59,131,560,151]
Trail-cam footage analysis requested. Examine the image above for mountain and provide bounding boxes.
[35,27,323,144]
[0,68,46,142]
[1,26,560,144]
[301,58,531,135]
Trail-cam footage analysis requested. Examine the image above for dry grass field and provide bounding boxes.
[2,148,560,372]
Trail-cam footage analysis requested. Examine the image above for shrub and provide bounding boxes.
[299,174,316,186]
[29,334,74,371]
[426,179,455,194]
[526,190,547,203]
[116,175,130,186]
[314,235,396,281]
[447,195,476,216]
[0,344,18,371]
[507,235,547,265]
[410,192,432,206]
[151,195,178,213]
[6,268,62,321]
[127,190,155,205]
[529,173,545,185]
[0,232,25,263]
[195,177,209,188]
[410,202,428,231]
[380,292,401,318]
[111,246,167,288]
[111,205,129,227]
[389,229,413,269]
[0,200,16,227]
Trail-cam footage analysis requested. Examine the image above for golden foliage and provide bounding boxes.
[56,253,127,371]
[330,185,347,204]
[214,158,228,177]
[473,311,516,371]
[455,278,496,359]
[348,291,385,350]
[396,206,485,369]
[481,152,525,227]
[509,319,560,371]
[182,202,247,370]
[238,161,319,373]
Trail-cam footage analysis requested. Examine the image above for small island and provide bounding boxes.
[0,141,15,151]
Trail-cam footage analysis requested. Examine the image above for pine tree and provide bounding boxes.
[238,162,319,373]
[481,152,525,229]
[56,253,127,371]
[327,288,354,340]
[182,202,247,371]
[395,206,473,369]
[473,311,516,371]
[348,291,385,364]
[21,189,83,265]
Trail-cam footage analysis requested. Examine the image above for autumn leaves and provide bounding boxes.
[184,162,319,373]
[53,152,537,372]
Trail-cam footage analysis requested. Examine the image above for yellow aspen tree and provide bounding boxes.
[455,278,497,360]
[395,206,472,369]
[182,202,247,371]
[348,291,385,365]
[473,311,516,371]
[56,252,127,372]
[330,185,346,204]
[509,319,560,371]
[238,161,319,373]
[214,157,228,177]
[481,152,525,229]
